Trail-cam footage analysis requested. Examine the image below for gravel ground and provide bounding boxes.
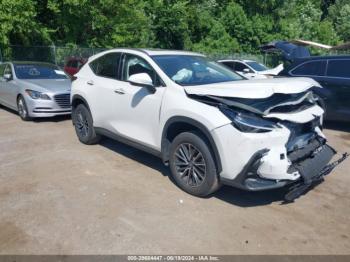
[0,107,349,255]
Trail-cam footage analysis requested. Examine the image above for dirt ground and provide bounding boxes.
[0,107,349,255]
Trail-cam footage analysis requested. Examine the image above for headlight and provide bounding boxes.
[220,106,278,133]
[25,89,51,100]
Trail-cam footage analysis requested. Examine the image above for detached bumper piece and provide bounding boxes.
[221,149,289,191]
[285,146,349,202]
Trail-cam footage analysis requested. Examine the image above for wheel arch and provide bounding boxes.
[161,116,222,173]
[71,94,91,112]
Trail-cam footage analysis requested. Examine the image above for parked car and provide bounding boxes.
[278,56,350,122]
[64,57,86,76]
[217,59,283,79]
[0,61,71,120]
[71,49,347,201]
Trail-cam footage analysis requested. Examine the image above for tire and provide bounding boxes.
[17,95,32,121]
[169,131,221,197]
[72,104,101,145]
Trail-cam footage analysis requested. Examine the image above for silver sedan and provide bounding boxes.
[0,61,71,120]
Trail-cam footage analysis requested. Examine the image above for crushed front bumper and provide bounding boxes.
[214,123,348,200]
[284,149,349,202]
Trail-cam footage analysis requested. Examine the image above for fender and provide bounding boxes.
[71,94,91,113]
[161,116,222,173]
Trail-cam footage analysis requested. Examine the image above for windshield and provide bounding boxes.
[246,61,268,71]
[14,64,68,79]
[152,55,244,86]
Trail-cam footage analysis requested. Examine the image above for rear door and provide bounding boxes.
[324,59,350,119]
[83,52,123,130]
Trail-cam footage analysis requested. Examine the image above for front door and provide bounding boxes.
[110,53,165,149]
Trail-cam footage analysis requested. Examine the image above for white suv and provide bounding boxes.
[71,49,347,201]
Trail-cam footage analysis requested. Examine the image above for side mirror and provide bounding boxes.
[3,73,12,81]
[243,68,250,74]
[128,73,156,93]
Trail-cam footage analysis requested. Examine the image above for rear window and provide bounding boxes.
[291,60,326,76]
[234,62,249,71]
[220,61,234,69]
[327,60,350,78]
[89,52,121,79]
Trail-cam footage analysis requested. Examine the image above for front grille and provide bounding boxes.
[54,93,71,109]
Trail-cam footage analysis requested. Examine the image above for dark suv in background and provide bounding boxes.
[279,56,350,122]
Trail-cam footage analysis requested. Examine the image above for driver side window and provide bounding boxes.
[122,54,162,86]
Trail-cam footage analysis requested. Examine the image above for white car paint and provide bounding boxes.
[218,59,284,79]
[184,77,321,99]
[71,48,332,194]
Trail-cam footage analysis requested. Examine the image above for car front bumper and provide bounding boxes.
[211,123,346,194]
[25,93,71,117]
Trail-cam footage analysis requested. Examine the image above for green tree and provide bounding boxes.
[0,0,50,46]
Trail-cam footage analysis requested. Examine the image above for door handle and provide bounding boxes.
[114,88,125,95]
[87,80,94,85]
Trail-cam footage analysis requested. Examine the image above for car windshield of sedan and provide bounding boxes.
[14,64,68,80]
[152,55,244,86]
[246,61,268,71]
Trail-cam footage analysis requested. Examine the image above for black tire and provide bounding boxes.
[17,95,31,121]
[169,131,221,197]
[72,104,101,145]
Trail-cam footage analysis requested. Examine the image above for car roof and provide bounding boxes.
[105,48,204,57]
[295,55,350,62]
[218,59,256,63]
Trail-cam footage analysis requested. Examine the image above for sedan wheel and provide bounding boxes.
[17,96,31,121]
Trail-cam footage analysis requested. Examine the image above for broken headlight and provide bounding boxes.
[220,106,278,133]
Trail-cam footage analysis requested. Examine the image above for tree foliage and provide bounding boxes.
[0,0,348,54]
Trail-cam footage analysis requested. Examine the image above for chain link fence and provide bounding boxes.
[0,45,106,67]
[1,45,281,68]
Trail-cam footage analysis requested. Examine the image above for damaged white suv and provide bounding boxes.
[71,49,348,201]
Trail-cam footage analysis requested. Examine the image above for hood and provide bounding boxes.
[184,77,321,99]
[17,79,71,93]
[260,41,310,62]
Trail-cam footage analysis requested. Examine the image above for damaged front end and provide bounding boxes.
[189,91,348,201]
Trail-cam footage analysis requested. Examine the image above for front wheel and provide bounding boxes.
[17,96,31,121]
[72,104,101,145]
[169,132,221,197]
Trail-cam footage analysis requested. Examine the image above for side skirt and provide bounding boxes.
[94,127,162,158]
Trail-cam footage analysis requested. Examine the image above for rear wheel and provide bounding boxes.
[169,131,221,197]
[17,96,31,121]
[73,104,101,144]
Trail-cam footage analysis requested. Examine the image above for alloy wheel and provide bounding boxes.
[174,143,207,187]
[75,111,89,138]
[18,98,27,118]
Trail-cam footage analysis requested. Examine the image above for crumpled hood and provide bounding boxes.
[184,77,321,99]
[17,79,71,93]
